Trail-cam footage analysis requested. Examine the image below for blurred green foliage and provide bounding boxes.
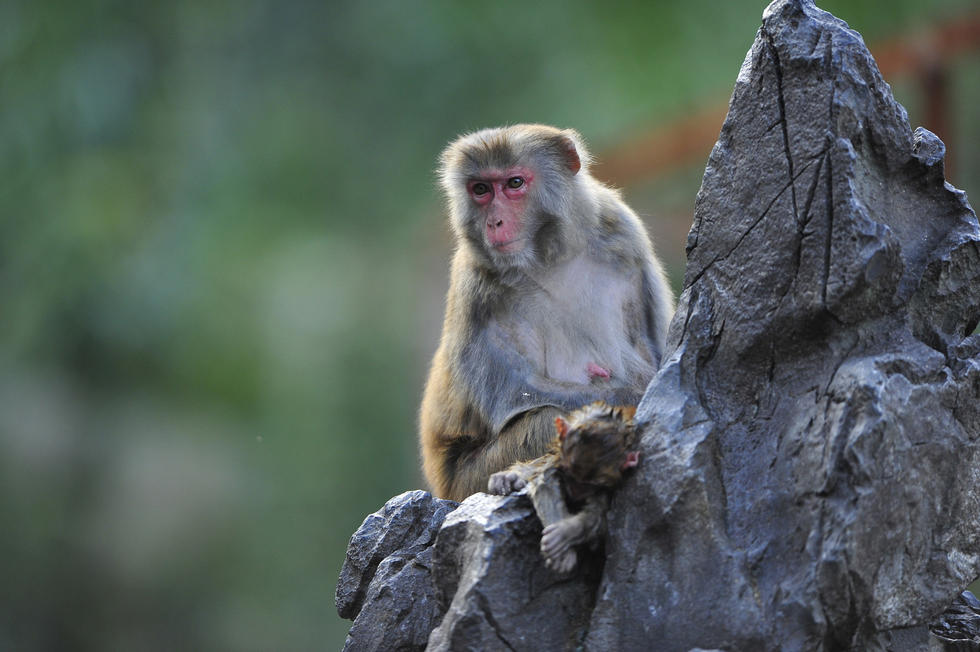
[1,0,977,649]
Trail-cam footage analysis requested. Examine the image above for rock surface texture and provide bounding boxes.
[336,490,458,651]
[337,490,602,651]
[337,1,980,650]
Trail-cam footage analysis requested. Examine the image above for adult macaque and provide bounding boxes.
[420,124,672,501]
[488,402,640,572]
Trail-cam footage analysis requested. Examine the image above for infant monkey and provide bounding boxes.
[487,402,640,573]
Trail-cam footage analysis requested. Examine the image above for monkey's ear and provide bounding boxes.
[621,451,640,470]
[555,417,569,440]
[559,136,582,175]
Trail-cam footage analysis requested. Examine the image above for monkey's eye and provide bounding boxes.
[507,177,524,189]
[471,182,490,196]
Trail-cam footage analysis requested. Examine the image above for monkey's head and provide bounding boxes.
[555,402,640,488]
[438,124,594,270]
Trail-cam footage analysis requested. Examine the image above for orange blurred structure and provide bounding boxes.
[597,10,980,187]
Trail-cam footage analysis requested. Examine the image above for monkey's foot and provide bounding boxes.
[487,470,526,495]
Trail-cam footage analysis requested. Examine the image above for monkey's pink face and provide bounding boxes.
[467,167,535,254]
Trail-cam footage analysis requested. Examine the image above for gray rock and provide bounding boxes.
[587,0,980,649]
[336,490,457,651]
[427,492,601,651]
[337,490,601,652]
[337,1,980,649]
[930,591,980,651]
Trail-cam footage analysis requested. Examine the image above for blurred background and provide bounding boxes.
[2,0,978,649]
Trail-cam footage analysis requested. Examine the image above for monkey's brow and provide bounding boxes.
[467,168,530,183]
[460,142,517,171]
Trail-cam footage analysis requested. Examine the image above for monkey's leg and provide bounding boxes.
[446,406,563,500]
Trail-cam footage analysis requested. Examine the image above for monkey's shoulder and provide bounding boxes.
[587,194,655,263]
[446,257,517,319]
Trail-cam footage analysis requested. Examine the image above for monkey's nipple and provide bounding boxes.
[586,363,611,380]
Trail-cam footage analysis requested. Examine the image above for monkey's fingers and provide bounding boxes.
[487,471,526,495]
[544,549,577,573]
[487,472,507,494]
[541,522,574,557]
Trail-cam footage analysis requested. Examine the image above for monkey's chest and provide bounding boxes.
[509,260,652,386]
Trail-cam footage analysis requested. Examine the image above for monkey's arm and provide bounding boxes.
[525,467,579,573]
[539,491,609,572]
[526,466,573,525]
[421,336,572,501]
[641,263,674,364]
[442,406,565,500]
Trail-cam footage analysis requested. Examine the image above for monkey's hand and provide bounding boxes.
[541,518,585,572]
[545,549,577,574]
[487,470,527,495]
[488,460,538,495]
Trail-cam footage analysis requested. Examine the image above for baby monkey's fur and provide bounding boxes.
[487,401,639,572]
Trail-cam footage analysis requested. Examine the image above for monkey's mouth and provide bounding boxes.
[491,237,525,253]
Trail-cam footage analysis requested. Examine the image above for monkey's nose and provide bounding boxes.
[487,218,503,229]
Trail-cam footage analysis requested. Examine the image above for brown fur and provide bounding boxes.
[420,124,672,501]
[487,401,639,572]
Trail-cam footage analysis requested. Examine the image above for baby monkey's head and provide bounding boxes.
[555,401,640,488]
